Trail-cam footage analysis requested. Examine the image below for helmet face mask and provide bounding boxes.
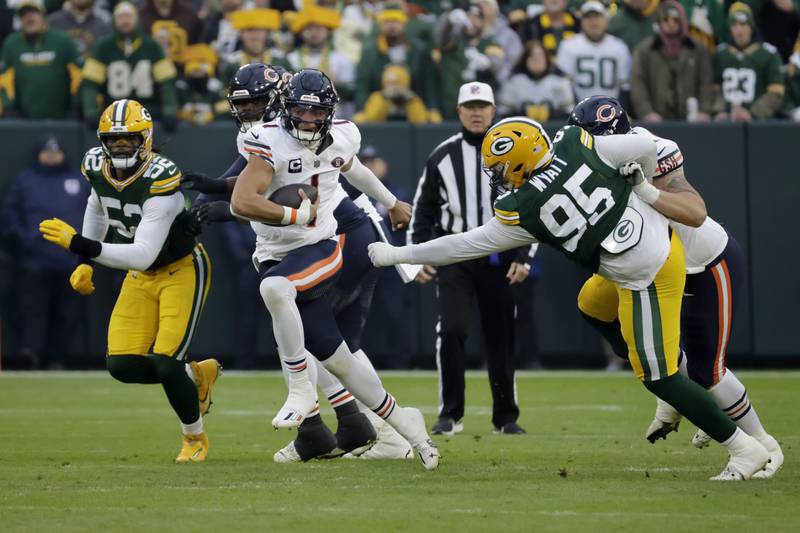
[281,69,339,147]
[481,117,554,193]
[227,63,287,132]
[97,99,153,170]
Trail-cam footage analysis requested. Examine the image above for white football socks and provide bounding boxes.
[259,276,311,383]
[708,370,768,440]
[321,342,386,408]
[181,416,204,436]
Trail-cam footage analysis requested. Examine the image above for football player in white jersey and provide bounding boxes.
[368,114,770,480]
[569,95,782,478]
[225,69,439,469]
[183,64,417,462]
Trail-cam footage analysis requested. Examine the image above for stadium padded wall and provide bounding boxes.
[0,121,797,362]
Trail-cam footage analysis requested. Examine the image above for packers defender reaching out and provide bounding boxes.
[368,117,770,480]
[38,99,221,463]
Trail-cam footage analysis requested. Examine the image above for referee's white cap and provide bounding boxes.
[457,82,495,106]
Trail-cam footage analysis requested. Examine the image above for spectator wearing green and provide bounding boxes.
[608,0,658,51]
[0,0,81,119]
[81,1,177,129]
[176,43,227,125]
[48,0,112,63]
[712,2,784,121]
[629,0,714,121]
[356,4,441,122]
[217,8,287,87]
[678,0,728,52]
[434,2,504,120]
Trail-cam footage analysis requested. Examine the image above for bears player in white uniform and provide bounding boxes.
[369,115,771,480]
[569,95,783,478]
[226,69,438,469]
[183,64,416,461]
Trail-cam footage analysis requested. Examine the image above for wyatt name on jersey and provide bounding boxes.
[239,119,361,262]
[527,155,571,192]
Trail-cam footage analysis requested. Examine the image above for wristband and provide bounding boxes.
[633,181,660,205]
[280,201,312,225]
[69,234,102,259]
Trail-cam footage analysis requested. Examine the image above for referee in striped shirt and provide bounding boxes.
[409,82,535,435]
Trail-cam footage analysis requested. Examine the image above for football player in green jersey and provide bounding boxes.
[712,2,785,120]
[38,99,220,463]
[369,117,771,480]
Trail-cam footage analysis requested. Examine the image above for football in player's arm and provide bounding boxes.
[38,99,220,463]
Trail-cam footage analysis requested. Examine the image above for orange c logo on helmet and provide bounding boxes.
[596,104,616,123]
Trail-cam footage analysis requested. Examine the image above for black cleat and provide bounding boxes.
[292,415,338,461]
[431,417,463,436]
[494,422,527,435]
[323,412,377,458]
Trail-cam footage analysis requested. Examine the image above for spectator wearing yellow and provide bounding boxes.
[286,5,356,113]
[176,43,227,125]
[356,3,441,121]
[0,0,81,118]
[139,0,202,62]
[354,64,433,123]
[82,1,178,129]
[509,0,578,59]
[218,8,285,84]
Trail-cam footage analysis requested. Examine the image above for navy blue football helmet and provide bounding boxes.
[227,63,288,132]
[282,69,339,146]
[568,95,631,135]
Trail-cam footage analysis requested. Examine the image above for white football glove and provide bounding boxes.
[619,162,660,205]
[368,242,405,267]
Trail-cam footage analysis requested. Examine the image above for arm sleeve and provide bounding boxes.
[82,189,109,241]
[407,158,442,244]
[405,218,538,266]
[196,155,247,204]
[94,193,183,271]
[594,132,657,178]
[341,155,397,209]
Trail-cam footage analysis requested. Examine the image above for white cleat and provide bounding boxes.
[344,422,413,460]
[693,429,712,449]
[271,379,317,429]
[752,435,784,479]
[386,406,440,470]
[710,432,769,481]
[273,441,302,463]
[645,398,682,443]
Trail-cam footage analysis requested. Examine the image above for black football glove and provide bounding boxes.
[181,171,230,194]
[196,201,236,224]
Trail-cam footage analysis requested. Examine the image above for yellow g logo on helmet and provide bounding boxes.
[482,117,554,190]
[97,99,154,169]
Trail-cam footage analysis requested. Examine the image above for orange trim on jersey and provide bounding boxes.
[711,260,733,385]
[244,147,273,159]
[288,235,345,292]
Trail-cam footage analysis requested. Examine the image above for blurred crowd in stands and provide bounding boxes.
[0,0,799,126]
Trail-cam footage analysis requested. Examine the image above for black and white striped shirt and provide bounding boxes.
[408,129,533,265]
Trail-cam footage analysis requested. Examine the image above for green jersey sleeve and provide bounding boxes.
[493,190,521,226]
[145,154,182,197]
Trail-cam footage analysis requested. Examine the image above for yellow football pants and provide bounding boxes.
[577,234,686,381]
[107,244,211,360]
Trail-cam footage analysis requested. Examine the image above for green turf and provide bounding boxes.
[0,371,798,532]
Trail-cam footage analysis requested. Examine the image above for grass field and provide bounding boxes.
[0,371,798,532]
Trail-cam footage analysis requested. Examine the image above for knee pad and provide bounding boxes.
[320,343,353,375]
[259,276,297,310]
[577,275,619,323]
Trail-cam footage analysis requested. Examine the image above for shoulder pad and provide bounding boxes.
[762,42,778,55]
[332,120,362,155]
[653,137,684,178]
[241,125,275,166]
[80,146,106,181]
[147,155,182,196]
[493,191,520,226]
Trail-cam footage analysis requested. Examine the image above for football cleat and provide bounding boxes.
[692,429,712,449]
[415,439,440,471]
[322,411,377,458]
[344,419,413,460]
[645,398,682,443]
[272,378,317,429]
[431,417,463,436]
[274,441,302,463]
[293,415,338,461]
[175,432,209,463]
[710,431,769,481]
[752,434,784,479]
[191,359,222,417]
